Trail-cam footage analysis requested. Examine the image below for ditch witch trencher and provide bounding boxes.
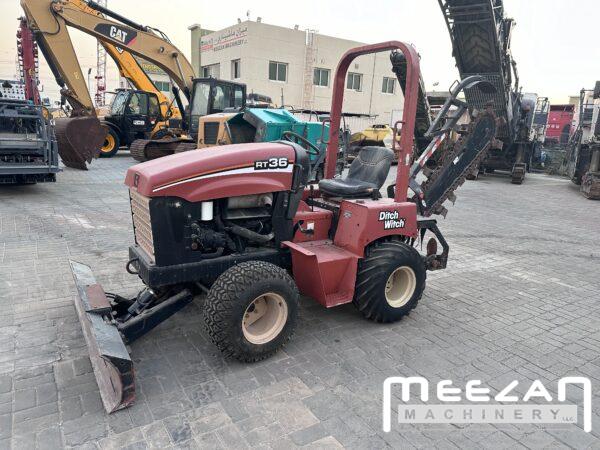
[70,41,497,413]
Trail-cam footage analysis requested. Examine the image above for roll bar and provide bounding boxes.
[324,41,421,203]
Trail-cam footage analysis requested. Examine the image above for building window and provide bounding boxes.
[313,68,330,87]
[269,61,288,82]
[201,63,220,78]
[154,81,171,93]
[346,72,362,91]
[382,77,395,94]
[231,59,241,79]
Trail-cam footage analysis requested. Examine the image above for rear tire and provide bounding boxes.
[353,239,426,323]
[100,127,120,157]
[204,261,299,362]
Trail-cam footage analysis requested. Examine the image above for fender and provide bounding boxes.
[100,119,122,136]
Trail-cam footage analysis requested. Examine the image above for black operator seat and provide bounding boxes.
[318,146,394,198]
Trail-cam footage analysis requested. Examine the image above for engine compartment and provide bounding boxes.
[189,193,275,256]
[132,189,300,269]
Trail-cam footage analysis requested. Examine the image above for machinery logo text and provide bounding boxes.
[95,24,138,46]
[383,376,592,432]
[379,210,405,230]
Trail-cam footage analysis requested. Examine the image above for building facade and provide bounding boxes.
[189,20,404,127]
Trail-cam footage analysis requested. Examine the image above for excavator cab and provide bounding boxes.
[188,78,246,140]
[100,89,164,156]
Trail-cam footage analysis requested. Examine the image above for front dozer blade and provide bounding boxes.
[55,117,106,170]
[69,260,135,413]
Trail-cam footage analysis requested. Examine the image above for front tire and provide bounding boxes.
[204,261,299,362]
[100,127,120,157]
[353,239,426,323]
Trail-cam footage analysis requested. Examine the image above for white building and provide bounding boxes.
[189,20,405,127]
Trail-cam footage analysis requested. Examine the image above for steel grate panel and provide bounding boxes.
[463,74,510,139]
[129,190,155,261]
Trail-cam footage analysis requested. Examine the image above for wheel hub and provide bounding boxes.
[242,293,288,345]
[385,266,417,308]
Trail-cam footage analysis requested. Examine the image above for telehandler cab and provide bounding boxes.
[69,41,497,413]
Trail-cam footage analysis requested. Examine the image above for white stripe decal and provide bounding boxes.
[152,165,293,193]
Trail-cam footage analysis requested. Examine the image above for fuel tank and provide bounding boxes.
[125,142,299,203]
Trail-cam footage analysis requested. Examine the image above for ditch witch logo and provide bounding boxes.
[383,377,592,432]
[379,211,405,230]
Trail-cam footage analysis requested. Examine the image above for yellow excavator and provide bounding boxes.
[21,0,242,167]
[23,0,248,164]
[97,31,183,157]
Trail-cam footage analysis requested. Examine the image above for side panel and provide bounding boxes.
[334,199,418,256]
[292,202,332,243]
[283,240,359,308]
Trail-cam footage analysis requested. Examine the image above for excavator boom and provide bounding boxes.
[21,0,104,169]
[20,0,194,168]
[103,45,180,120]
[70,0,180,120]
[51,0,195,98]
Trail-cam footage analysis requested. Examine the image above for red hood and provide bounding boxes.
[125,142,296,203]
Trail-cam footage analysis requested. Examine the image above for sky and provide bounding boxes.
[1,0,598,104]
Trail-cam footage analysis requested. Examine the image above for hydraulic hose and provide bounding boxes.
[228,224,274,243]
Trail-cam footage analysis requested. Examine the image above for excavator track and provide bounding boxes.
[581,172,600,199]
[129,139,150,162]
[511,163,527,185]
[130,138,195,163]
[420,108,498,217]
[174,142,198,153]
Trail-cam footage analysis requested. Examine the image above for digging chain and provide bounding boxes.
[419,108,498,217]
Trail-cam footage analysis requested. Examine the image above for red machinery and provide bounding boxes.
[17,17,41,105]
[546,104,575,145]
[69,41,497,413]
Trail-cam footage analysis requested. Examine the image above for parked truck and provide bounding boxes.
[0,96,59,184]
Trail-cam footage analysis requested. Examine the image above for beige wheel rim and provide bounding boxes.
[385,266,416,308]
[242,293,288,345]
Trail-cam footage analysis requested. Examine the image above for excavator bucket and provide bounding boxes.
[54,117,106,170]
[69,261,135,413]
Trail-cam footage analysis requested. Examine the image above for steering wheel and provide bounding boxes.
[281,131,321,156]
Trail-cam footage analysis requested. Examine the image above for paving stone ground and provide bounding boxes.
[0,153,599,449]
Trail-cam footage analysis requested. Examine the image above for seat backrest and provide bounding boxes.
[347,146,394,189]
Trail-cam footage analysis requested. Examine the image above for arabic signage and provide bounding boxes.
[201,26,248,53]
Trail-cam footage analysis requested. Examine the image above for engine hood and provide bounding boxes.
[125,142,297,203]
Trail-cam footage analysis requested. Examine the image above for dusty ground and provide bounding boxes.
[1,153,599,449]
